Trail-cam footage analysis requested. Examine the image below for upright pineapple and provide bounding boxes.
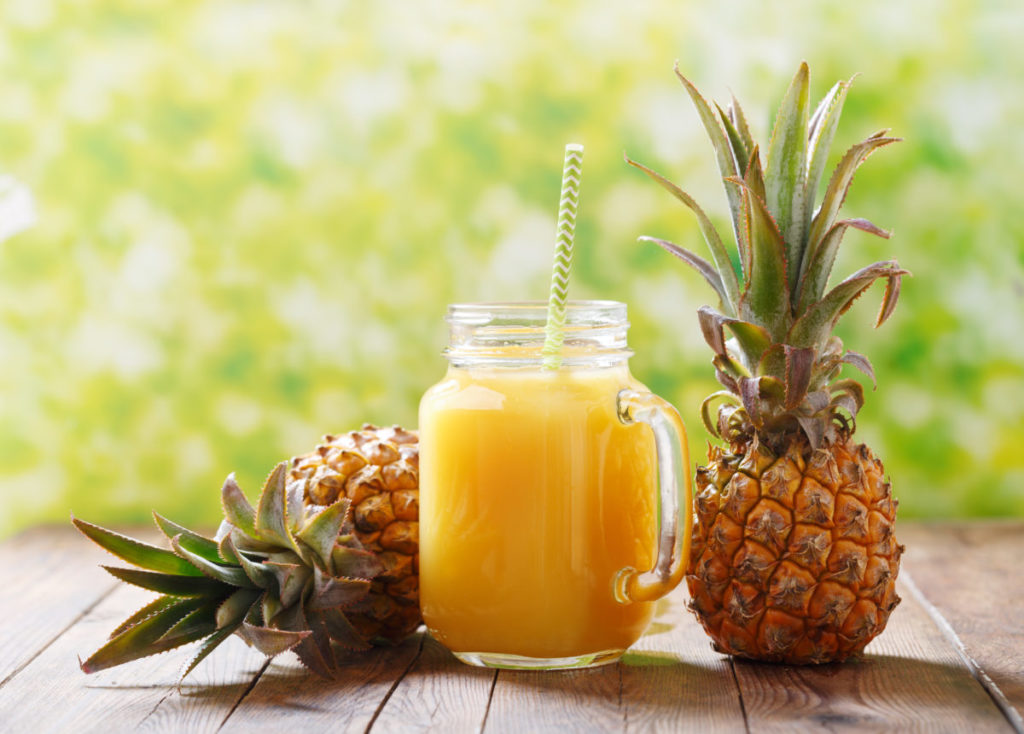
[629,63,906,663]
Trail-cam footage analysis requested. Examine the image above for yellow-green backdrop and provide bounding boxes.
[2,0,1023,536]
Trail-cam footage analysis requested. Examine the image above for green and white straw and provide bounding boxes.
[542,143,584,370]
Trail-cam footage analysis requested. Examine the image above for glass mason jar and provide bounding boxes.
[418,301,693,670]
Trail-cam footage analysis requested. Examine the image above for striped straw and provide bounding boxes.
[542,143,584,370]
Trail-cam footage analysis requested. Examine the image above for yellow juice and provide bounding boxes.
[419,364,658,660]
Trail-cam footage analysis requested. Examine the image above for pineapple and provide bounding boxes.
[629,62,907,663]
[290,424,421,643]
[74,462,407,679]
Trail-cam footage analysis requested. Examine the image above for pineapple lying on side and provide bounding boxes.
[629,62,907,663]
[73,425,421,680]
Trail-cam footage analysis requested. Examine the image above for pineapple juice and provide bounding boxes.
[419,363,658,661]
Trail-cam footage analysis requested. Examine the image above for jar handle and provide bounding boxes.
[613,389,694,604]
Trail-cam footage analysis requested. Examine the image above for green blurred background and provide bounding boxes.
[1,0,1022,537]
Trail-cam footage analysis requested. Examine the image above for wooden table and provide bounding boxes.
[1,522,1021,733]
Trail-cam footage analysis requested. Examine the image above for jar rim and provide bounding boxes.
[446,300,627,325]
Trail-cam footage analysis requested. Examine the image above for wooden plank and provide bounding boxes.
[900,521,1024,729]
[0,526,117,685]
[0,582,265,733]
[483,585,747,733]
[731,573,1012,733]
[219,632,425,733]
[369,634,495,732]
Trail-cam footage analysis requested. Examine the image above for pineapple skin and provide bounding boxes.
[291,424,422,643]
[686,434,902,664]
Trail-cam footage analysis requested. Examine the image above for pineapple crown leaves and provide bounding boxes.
[71,461,384,681]
[628,62,910,449]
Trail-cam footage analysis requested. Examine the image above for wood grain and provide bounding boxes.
[731,574,1012,733]
[0,525,118,686]
[0,582,263,733]
[219,631,425,733]
[483,585,747,733]
[900,521,1024,728]
[369,634,495,732]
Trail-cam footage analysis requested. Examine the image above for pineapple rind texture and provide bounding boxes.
[686,436,902,663]
[290,423,422,644]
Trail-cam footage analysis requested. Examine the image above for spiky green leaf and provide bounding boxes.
[223,535,277,589]
[729,94,756,156]
[712,352,749,381]
[765,61,810,289]
[331,546,383,579]
[735,144,764,282]
[717,101,750,175]
[806,133,900,259]
[841,351,876,389]
[80,597,209,674]
[796,414,826,450]
[796,218,891,313]
[109,596,179,640]
[257,588,278,619]
[788,261,908,348]
[738,377,763,428]
[170,536,256,588]
[696,306,772,372]
[304,609,338,676]
[830,378,866,415]
[743,143,766,201]
[310,566,371,611]
[266,562,310,608]
[784,346,815,410]
[803,79,851,243]
[713,362,740,393]
[758,342,786,378]
[640,237,730,309]
[626,155,740,308]
[700,391,741,437]
[163,602,219,642]
[674,64,747,264]
[215,588,261,629]
[72,518,204,577]
[728,177,790,338]
[876,266,904,327]
[255,463,295,549]
[295,498,352,574]
[102,566,227,597]
[229,525,278,554]
[320,608,372,651]
[178,620,241,683]
[275,603,333,678]
[221,474,258,537]
[153,513,222,566]
[286,480,306,534]
[216,522,240,564]
[236,622,309,657]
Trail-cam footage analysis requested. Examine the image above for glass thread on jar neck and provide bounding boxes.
[444,301,633,369]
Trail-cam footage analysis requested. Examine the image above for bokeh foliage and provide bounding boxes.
[1,0,1023,536]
